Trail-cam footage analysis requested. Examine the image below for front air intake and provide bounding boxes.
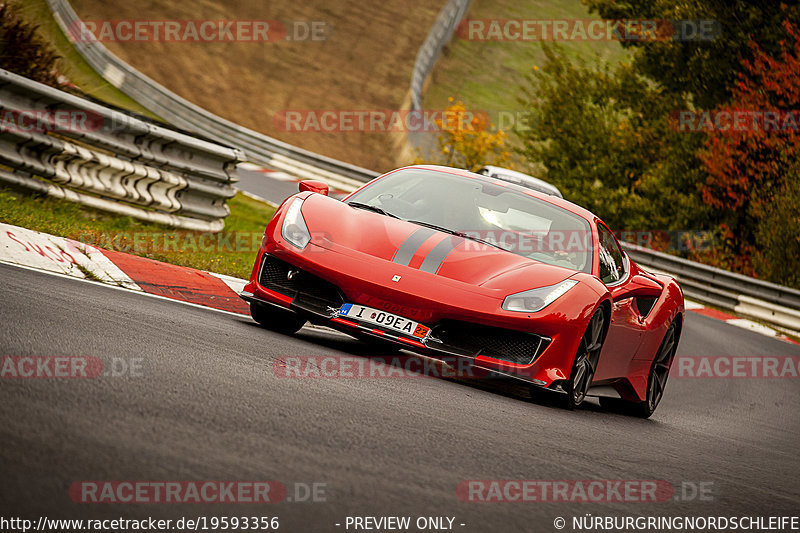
[431,320,551,365]
[258,254,343,313]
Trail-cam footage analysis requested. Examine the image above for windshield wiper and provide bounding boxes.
[347,202,400,219]
[406,220,505,251]
[406,220,461,235]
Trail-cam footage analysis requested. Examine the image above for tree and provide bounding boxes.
[697,21,800,284]
[427,99,512,172]
[586,0,800,109]
[754,161,800,287]
[516,45,708,232]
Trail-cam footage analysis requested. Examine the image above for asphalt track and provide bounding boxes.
[236,167,350,204]
[3,261,800,530]
[236,167,300,204]
[1,170,799,531]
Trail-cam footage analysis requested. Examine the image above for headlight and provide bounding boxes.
[281,198,311,249]
[502,279,579,313]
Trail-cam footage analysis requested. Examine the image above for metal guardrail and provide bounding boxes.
[0,69,241,232]
[623,242,800,332]
[47,0,380,189]
[409,0,471,111]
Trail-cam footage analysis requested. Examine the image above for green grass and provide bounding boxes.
[425,0,632,134]
[15,0,156,117]
[0,184,276,279]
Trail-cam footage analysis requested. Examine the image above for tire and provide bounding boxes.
[600,320,679,418]
[566,306,607,410]
[250,301,306,334]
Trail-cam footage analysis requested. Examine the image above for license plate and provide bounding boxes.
[339,304,430,339]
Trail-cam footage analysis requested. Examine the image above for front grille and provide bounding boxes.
[258,255,343,313]
[432,320,550,365]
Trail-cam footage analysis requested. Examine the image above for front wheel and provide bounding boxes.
[566,307,607,409]
[601,320,679,418]
[250,301,306,334]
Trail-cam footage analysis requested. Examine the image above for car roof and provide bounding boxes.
[478,165,563,198]
[380,165,597,226]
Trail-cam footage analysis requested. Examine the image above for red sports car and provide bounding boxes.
[240,165,684,417]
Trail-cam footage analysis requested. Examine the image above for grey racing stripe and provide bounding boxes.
[392,228,437,266]
[419,236,464,274]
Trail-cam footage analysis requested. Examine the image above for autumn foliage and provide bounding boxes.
[697,22,800,284]
[432,99,512,172]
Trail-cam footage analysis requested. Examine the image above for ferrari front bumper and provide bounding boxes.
[239,288,550,388]
[239,249,591,389]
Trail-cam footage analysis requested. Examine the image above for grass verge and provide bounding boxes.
[0,184,276,279]
[425,0,631,132]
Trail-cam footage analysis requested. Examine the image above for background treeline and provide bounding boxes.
[516,1,800,288]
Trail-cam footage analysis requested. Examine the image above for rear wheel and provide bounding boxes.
[250,301,306,334]
[566,307,607,409]
[600,320,678,418]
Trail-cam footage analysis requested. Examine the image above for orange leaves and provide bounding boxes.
[432,100,512,171]
[698,22,800,283]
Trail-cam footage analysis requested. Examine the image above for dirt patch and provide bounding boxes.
[71,0,442,171]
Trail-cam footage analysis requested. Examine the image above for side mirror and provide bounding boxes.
[299,180,329,196]
[611,274,662,302]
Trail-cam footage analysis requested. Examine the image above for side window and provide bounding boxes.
[597,224,626,284]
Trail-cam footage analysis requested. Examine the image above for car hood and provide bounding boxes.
[302,194,575,289]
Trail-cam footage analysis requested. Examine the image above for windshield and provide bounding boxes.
[346,169,592,272]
